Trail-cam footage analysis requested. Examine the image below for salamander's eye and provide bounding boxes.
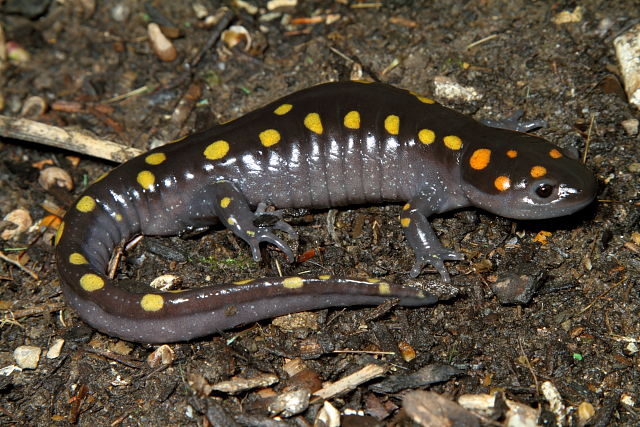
[535,183,554,198]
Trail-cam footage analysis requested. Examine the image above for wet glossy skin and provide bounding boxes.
[55,81,597,343]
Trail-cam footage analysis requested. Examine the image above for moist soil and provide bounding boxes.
[0,1,639,425]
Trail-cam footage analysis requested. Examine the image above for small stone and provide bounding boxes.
[147,344,175,367]
[490,271,542,305]
[433,76,482,102]
[192,3,208,19]
[39,167,74,191]
[14,345,42,369]
[578,401,595,423]
[148,23,177,62]
[621,118,639,136]
[46,339,64,359]
[2,209,33,240]
[111,3,130,22]
[268,388,310,417]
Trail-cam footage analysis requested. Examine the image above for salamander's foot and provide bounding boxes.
[481,110,547,133]
[410,248,464,282]
[253,203,298,240]
[248,229,295,263]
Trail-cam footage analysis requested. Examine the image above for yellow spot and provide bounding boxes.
[506,149,518,158]
[204,140,230,160]
[400,217,411,227]
[137,170,155,190]
[145,152,166,165]
[411,91,435,104]
[282,277,304,289]
[233,279,254,285]
[343,111,361,129]
[530,166,547,178]
[403,203,411,211]
[259,129,281,147]
[470,148,491,170]
[94,172,109,183]
[54,222,64,246]
[140,294,164,312]
[366,278,380,283]
[418,129,435,145]
[549,148,563,159]
[69,253,88,265]
[384,115,400,135]
[318,275,331,280]
[220,197,231,208]
[246,230,255,237]
[494,176,511,191]
[76,196,96,213]
[417,290,426,298]
[227,217,237,226]
[378,282,391,295]
[80,273,104,292]
[274,104,293,115]
[443,135,462,150]
[115,213,123,222]
[304,113,323,134]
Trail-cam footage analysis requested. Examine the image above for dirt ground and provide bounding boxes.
[1,0,639,425]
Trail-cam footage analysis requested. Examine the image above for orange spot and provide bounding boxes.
[470,148,491,170]
[494,176,511,191]
[506,149,518,158]
[533,230,552,245]
[549,148,563,159]
[530,166,547,178]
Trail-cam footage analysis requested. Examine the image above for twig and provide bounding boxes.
[583,113,595,164]
[0,250,38,279]
[0,115,141,162]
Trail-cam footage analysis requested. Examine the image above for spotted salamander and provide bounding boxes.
[55,81,597,343]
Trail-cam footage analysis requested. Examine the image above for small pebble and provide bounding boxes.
[490,271,542,305]
[192,3,208,19]
[111,3,130,22]
[148,23,177,62]
[577,401,595,423]
[2,208,33,240]
[150,274,181,291]
[434,76,482,102]
[268,0,297,11]
[147,344,175,367]
[46,339,65,359]
[621,118,639,136]
[39,167,74,191]
[268,388,310,417]
[14,345,42,369]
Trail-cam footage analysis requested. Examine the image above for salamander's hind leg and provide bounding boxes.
[212,180,295,262]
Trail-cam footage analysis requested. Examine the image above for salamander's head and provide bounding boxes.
[460,130,597,220]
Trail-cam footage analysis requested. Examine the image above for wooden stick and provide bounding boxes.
[0,115,141,162]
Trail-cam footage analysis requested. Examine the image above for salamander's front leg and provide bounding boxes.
[212,180,295,262]
[400,194,463,282]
